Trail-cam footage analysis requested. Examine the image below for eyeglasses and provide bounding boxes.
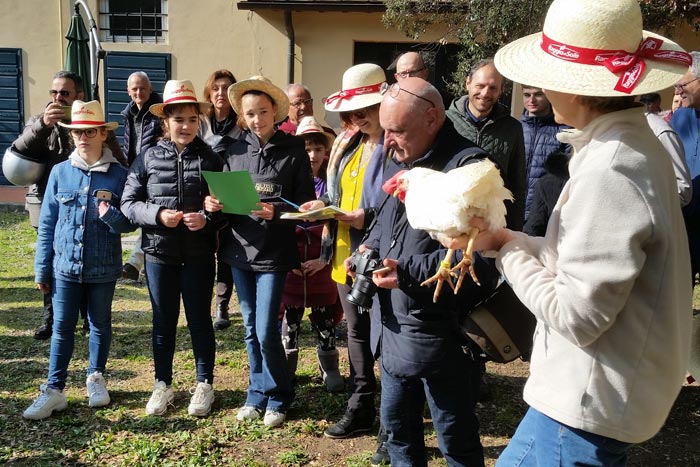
[395,67,427,79]
[290,98,313,108]
[49,90,71,97]
[380,82,435,108]
[674,76,700,92]
[70,128,98,138]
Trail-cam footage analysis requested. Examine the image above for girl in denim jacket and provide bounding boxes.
[24,100,134,420]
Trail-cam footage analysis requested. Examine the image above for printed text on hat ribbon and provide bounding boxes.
[540,34,691,93]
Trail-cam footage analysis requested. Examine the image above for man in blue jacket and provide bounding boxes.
[362,77,499,466]
[120,71,162,281]
[671,51,700,287]
[519,85,569,220]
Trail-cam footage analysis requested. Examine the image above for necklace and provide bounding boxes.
[350,139,377,178]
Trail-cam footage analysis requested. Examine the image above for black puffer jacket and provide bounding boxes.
[121,137,224,264]
[218,130,316,272]
[121,92,163,165]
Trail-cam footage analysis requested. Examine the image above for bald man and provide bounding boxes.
[362,77,499,466]
[394,52,430,81]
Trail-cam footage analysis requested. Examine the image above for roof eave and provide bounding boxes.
[237,2,386,13]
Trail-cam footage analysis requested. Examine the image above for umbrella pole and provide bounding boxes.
[74,0,105,101]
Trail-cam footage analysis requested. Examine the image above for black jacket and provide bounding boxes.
[218,130,316,272]
[121,137,224,264]
[364,119,500,378]
[523,151,570,237]
[121,92,163,165]
[520,110,569,219]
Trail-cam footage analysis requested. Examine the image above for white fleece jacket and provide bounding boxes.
[497,107,692,443]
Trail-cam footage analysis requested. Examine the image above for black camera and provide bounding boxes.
[346,249,382,309]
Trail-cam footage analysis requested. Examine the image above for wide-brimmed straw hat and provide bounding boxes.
[296,116,336,148]
[227,76,289,123]
[494,0,690,97]
[324,63,386,112]
[57,100,118,130]
[150,80,211,118]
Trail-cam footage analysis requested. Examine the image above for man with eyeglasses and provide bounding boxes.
[279,83,334,136]
[671,51,700,288]
[394,52,430,81]
[12,71,125,340]
[362,77,499,466]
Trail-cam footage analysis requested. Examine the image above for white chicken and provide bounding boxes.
[382,159,512,302]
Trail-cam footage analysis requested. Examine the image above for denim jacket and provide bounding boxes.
[35,149,135,284]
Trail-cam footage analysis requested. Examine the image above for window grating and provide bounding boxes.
[99,0,168,43]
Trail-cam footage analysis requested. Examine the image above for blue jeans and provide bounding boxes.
[48,279,116,390]
[380,350,483,467]
[232,267,293,412]
[496,408,631,467]
[145,260,216,385]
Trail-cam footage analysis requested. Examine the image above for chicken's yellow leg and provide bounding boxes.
[452,227,480,293]
[421,248,457,302]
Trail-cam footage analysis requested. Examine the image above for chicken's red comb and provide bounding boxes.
[381,170,408,202]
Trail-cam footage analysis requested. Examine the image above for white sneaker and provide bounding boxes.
[23,384,68,420]
[86,371,110,408]
[188,380,214,417]
[145,380,174,416]
[236,405,262,421]
[263,409,286,427]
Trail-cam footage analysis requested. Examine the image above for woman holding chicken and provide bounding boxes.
[443,0,693,465]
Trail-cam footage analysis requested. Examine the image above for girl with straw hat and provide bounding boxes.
[24,100,134,420]
[443,0,692,465]
[121,79,224,418]
[205,76,316,427]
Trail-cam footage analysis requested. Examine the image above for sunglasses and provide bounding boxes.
[340,107,374,121]
[380,82,435,108]
[70,128,98,138]
[49,90,72,97]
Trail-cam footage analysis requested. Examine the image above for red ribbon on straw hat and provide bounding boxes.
[541,34,691,93]
[324,83,384,109]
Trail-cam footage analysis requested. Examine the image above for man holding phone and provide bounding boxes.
[12,71,126,339]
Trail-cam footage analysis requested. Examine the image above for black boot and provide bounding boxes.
[34,294,53,340]
[213,304,231,331]
[370,425,390,466]
[323,405,376,438]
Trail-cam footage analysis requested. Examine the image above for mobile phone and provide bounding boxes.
[95,190,113,201]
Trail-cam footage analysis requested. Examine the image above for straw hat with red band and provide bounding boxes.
[324,63,387,112]
[494,0,690,97]
[150,79,211,118]
[57,100,118,130]
[227,76,289,124]
[296,116,336,148]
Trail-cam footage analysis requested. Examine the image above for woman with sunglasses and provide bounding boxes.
[302,63,387,440]
[24,100,134,420]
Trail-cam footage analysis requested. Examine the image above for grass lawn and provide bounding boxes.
[1,210,699,466]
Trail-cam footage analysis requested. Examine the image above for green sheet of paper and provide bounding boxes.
[202,170,260,215]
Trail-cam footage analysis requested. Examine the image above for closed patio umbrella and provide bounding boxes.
[64,5,91,98]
